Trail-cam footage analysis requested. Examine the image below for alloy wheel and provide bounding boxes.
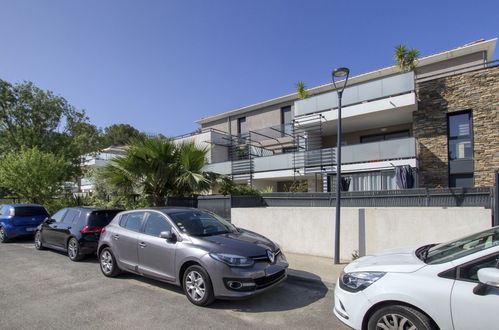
[0,227,5,242]
[100,250,114,275]
[185,270,206,302]
[376,313,417,330]
[35,231,42,249]
[68,239,78,259]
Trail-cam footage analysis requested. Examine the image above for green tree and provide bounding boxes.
[101,137,215,206]
[394,45,420,72]
[0,148,72,204]
[295,81,310,99]
[172,142,214,196]
[103,123,143,146]
[0,79,102,177]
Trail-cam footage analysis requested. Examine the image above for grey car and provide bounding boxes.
[98,208,288,306]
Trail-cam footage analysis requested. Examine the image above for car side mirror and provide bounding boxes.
[44,217,55,224]
[160,230,176,241]
[473,267,499,295]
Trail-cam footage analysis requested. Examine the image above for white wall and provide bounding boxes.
[231,207,492,261]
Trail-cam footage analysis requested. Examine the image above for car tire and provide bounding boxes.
[0,227,8,243]
[99,248,121,277]
[182,265,215,307]
[67,237,84,261]
[34,231,45,250]
[368,304,436,330]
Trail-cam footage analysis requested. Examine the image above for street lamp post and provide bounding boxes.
[332,67,350,264]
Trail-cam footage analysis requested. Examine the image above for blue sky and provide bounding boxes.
[1,0,498,137]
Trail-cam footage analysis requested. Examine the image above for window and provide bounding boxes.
[360,130,410,143]
[281,106,291,125]
[328,170,398,192]
[51,209,67,223]
[458,253,499,282]
[63,209,80,224]
[425,227,499,264]
[281,106,292,136]
[237,117,246,135]
[120,212,145,232]
[144,212,172,237]
[88,210,121,227]
[448,111,472,160]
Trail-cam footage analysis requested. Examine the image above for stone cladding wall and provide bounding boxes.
[415,65,499,187]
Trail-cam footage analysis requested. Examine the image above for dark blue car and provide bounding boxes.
[0,204,50,242]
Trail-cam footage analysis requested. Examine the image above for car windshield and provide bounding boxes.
[14,206,49,217]
[424,227,499,264]
[167,210,237,236]
[88,210,122,227]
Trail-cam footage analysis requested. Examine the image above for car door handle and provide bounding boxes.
[112,234,120,240]
[138,242,147,248]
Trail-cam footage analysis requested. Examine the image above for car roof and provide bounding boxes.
[64,207,124,212]
[122,207,198,215]
[0,203,45,208]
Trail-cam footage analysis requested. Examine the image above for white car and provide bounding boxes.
[334,226,499,330]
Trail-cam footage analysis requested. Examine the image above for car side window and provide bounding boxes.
[121,212,145,232]
[63,209,80,224]
[0,206,6,215]
[144,212,172,237]
[457,253,499,282]
[51,209,67,223]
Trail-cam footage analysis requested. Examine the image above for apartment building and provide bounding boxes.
[176,38,498,192]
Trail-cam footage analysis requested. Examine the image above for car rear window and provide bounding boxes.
[14,206,49,217]
[88,210,122,227]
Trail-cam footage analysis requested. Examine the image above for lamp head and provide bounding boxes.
[331,67,350,93]
[332,67,350,78]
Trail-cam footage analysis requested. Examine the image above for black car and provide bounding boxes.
[34,207,123,261]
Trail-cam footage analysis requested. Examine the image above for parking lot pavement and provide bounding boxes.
[0,239,349,330]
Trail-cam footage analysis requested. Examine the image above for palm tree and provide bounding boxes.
[172,142,214,196]
[101,137,215,206]
[295,81,310,99]
[394,45,420,72]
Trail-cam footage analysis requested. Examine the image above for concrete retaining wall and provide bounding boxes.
[231,207,492,261]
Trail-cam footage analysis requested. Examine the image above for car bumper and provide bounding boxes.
[79,237,100,255]
[2,223,38,238]
[333,280,373,330]
[201,254,289,299]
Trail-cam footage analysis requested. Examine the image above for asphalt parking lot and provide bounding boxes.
[0,239,349,330]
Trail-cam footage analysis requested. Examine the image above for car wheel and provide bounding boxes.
[34,231,45,250]
[0,227,7,243]
[67,237,84,261]
[183,265,215,306]
[368,304,436,330]
[99,248,120,277]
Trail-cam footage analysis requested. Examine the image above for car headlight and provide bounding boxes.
[340,271,385,292]
[209,253,254,267]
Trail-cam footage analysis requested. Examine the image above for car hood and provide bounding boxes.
[344,246,427,273]
[189,228,278,257]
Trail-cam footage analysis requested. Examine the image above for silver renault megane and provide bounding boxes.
[98,208,288,306]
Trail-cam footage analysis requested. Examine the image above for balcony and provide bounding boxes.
[294,71,415,117]
[203,137,416,175]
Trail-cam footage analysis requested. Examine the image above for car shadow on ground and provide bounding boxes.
[210,274,329,313]
[111,269,329,313]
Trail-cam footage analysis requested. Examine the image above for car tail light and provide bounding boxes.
[101,227,106,234]
[80,226,103,234]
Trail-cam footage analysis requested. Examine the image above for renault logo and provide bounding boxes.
[267,250,275,263]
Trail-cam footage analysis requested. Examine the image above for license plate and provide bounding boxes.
[26,227,36,232]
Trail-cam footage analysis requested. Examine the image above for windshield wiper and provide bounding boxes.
[417,244,436,262]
